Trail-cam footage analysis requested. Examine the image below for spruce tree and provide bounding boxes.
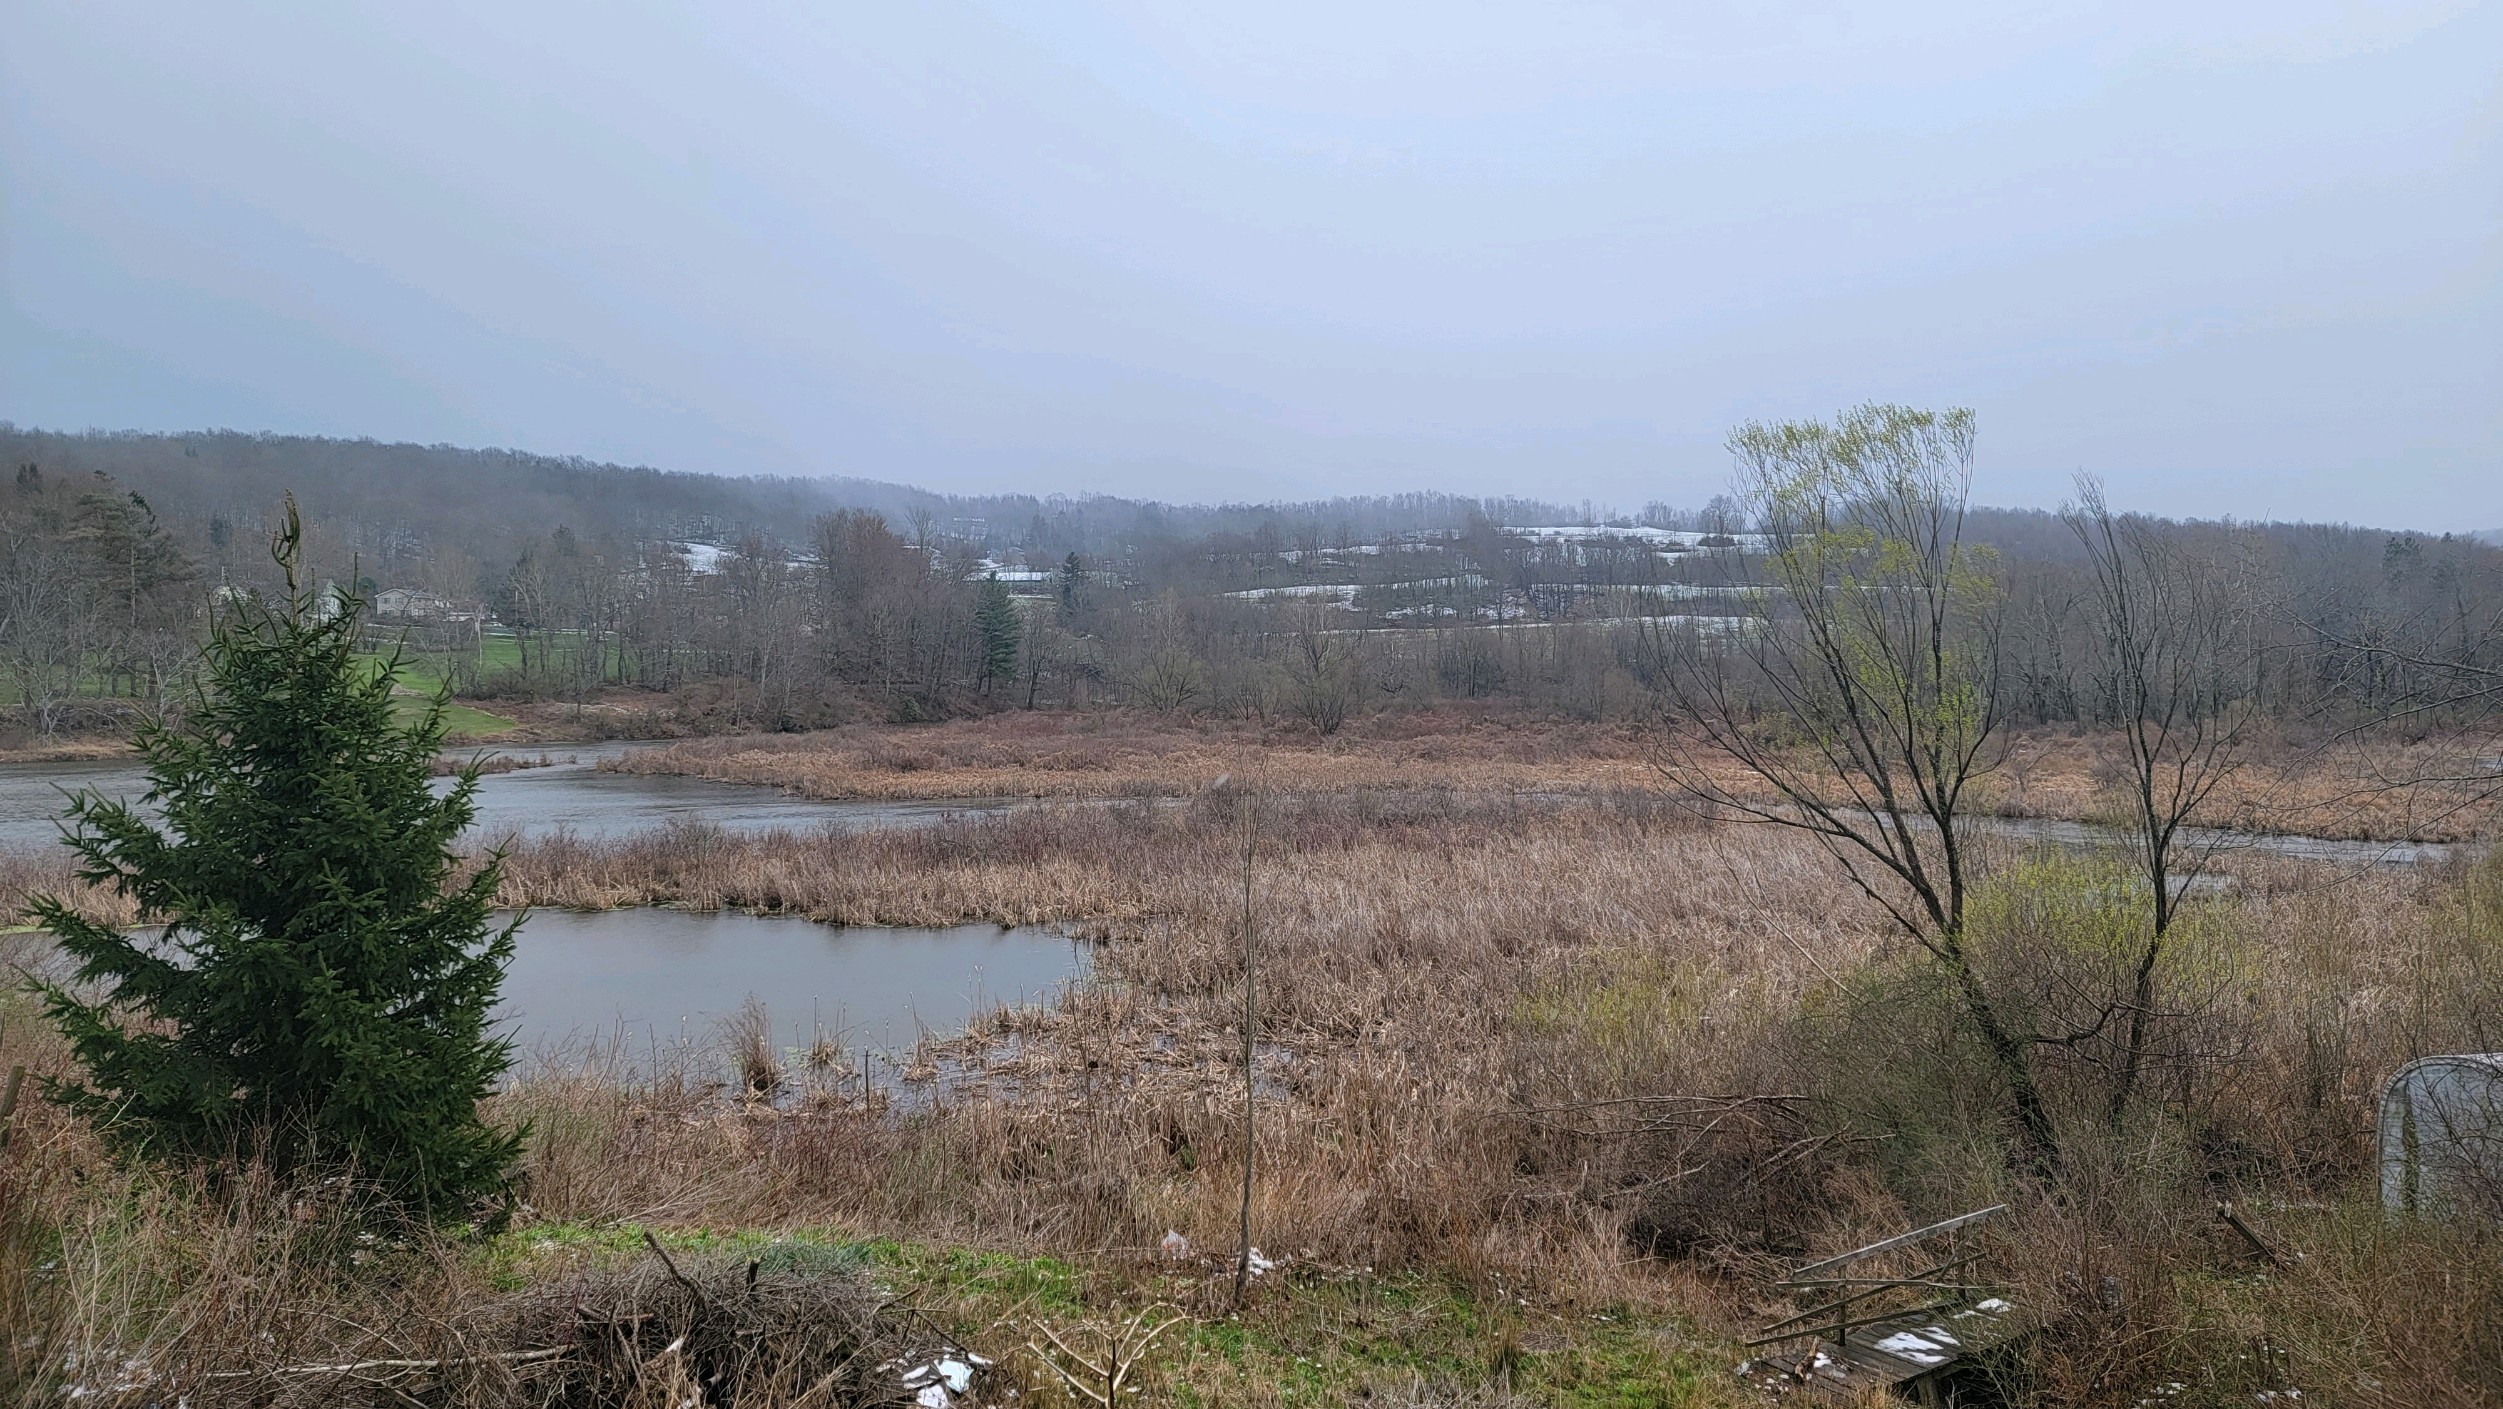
[975,574,1021,695]
[32,501,520,1214]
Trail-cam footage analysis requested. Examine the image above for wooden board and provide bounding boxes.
[1735,1297,2024,1400]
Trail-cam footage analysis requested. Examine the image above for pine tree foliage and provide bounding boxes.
[975,574,1020,693]
[31,500,520,1213]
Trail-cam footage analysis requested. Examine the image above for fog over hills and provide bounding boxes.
[6,425,2486,562]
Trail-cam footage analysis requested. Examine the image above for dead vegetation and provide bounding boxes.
[604,708,2502,843]
[434,751,573,778]
[0,1147,921,1408]
[5,773,2502,1403]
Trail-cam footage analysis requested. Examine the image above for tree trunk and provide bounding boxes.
[1941,933,2062,1176]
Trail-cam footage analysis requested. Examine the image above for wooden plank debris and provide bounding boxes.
[1739,1296,2024,1400]
[1786,1205,2005,1280]
[1737,1206,2027,1401]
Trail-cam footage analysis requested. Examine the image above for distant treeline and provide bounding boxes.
[0,426,1609,582]
[0,424,2495,740]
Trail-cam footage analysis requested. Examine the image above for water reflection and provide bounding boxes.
[0,743,1010,849]
[496,908,1087,1061]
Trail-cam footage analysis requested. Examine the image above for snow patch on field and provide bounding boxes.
[1223,584,1362,605]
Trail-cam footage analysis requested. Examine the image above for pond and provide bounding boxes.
[497,908,1088,1063]
[0,742,1012,850]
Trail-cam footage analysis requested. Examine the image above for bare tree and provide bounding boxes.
[724,535,803,715]
[1660,405,2059,1170]
[1130,593,1205,713]
[2301,554,2503,820]
[1282,601,1362,735]
[2064,476,2264,1125]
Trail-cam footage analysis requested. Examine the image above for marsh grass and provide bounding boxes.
[3,779,2500,1403]
[605,709,2497,842]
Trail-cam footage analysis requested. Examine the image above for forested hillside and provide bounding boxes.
[2,424,2496,744]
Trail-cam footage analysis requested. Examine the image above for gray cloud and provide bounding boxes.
[5,1,2496,528]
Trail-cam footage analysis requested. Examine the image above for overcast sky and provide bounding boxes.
[5,2,2497,528]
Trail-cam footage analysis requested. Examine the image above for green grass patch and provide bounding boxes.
[405,697,518,738]
[354,651,517,737]
[477,1223,1741,1406]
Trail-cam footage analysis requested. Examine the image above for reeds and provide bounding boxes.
[599,708,2496,841]
[3,771,2499,1402]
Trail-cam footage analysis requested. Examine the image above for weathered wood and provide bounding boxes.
[1738,1296,2026,1399]
[1778,1252,1984,1295]
[2216,1202,2282,1267]
[1787,1204,2005,1280]
[1742,1206,2020,1398]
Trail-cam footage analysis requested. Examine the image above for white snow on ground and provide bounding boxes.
[965,557,1058,582]
[1278,545,1387,561]
[673,542,729,573]
[1481,614,1756,635]
[1222,584,1363,605]
[1513,526,1772,551]
[1637,583,1755,600]
[1871,1329,1954,1365]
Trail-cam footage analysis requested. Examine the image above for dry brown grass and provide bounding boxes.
[481,794,2503,1403]
[599,707,1665,804]
[6,754,2503,1403]
[604,709,2502,843]
[488,794,1866,1270]
[0,737,135,764]
[0,1146,918,1407]
[1993,727,2502,843]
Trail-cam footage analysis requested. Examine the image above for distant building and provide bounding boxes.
[374,587,461,622]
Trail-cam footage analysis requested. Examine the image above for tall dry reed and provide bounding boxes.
[6,772,2500,1403]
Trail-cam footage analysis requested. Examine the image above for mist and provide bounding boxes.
[5,1,2497,528]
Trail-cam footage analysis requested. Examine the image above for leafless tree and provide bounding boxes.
[1130,593,1205,713]
[1283,601,1362,735]
[2063,475,2264,1125]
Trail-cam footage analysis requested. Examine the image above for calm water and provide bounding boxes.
[497,908,1086,1057]
[1971,814,2460,867]
[0,742,1011,850]
[3,744,1062,1072]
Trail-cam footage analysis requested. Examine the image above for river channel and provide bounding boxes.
[2,741,2468,1068]
[0,741,1011,849]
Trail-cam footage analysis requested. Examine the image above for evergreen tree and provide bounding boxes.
[975,574,1020,694]
[32,501,520,1214]
[1056,551,1087,624]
